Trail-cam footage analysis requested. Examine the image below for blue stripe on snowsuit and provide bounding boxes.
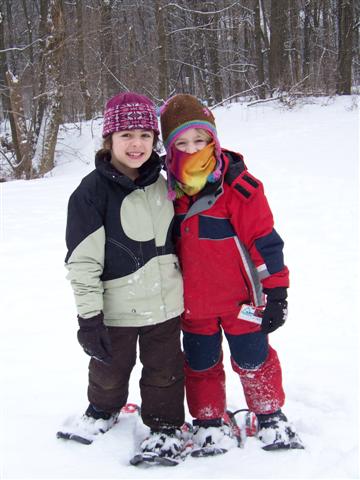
[255,229,285,274]
[183,330,268,371]
[182,331,222,371]
[198,216,236,240]
[225,331,268,369]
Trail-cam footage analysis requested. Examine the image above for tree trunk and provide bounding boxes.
[76,0,93,120]
[6,71,33,179]
[260,0,270,51]
[207,2,222,104]
[303,1,311,85]
[4,0,15,72]
[321,0,333,93]
[191,3,213,102]
[254,0,266,98]
[269,0,288,91]
[155,0,168,101]
[99,0,117,101]
[231,4,242,95]
[336,0,353,94]
[34,0,49,138]
[289,1,300,86]
[0,2,23,173]
[243,10,250,91]
[37,0,65,176]
[192,1,222,104]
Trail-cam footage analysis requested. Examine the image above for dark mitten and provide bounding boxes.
[77,312,112,364]
[261,287,288,334]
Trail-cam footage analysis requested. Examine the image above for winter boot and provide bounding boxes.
[133,427,189,465]
[191,418,237,457]
[56,404,119,444]
[140,428,183,457]
[256,409,304,450]
[81,404,119,434]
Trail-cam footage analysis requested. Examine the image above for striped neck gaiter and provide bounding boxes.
[169,142,220,197]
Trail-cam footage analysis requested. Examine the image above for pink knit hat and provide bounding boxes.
[102,92,159,137]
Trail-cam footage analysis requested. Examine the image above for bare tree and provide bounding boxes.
[35,0,49,139]
[6,70,32,178]
[303,1,311,88]
[35,0,65,175]
[1,0,359,180]
[3,0,65,178]
[254,0,265,98]
[76,0,93,120]
[269,0,289,91]
[337,0,354,94]
[98,0,118,101]
[288,1,301,87]
[0,0,21,170]
[155,0,168,101]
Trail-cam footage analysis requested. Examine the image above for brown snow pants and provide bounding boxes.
[87,316,185,430]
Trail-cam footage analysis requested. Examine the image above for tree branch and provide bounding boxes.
[164,1,251,15]
[0,38,43,54]
[211,84,267,108]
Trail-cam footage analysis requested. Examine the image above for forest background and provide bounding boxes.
[0,0,358,180]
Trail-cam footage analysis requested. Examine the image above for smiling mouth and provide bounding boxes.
[127,152,144,158]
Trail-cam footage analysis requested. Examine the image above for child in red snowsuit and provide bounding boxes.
[160,94,303,452]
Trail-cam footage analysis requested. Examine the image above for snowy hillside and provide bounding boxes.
[0,96,359,479]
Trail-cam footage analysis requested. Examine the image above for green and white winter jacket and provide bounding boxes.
[65,150,184,327]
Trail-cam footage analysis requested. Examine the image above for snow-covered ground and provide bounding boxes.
[0,96,358,479]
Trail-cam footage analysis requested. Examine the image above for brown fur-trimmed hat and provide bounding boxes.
[159,94,218,152]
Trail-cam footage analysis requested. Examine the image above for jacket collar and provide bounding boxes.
[179,149,245,220]
[180,159,224,221]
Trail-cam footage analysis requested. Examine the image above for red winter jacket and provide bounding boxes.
[173,149,289,320]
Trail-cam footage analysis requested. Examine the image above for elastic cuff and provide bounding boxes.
[193,417,223,428]
[85,403,113,420]
[150,426,177,435]
[263,287,288,301]
[78,312,104,327]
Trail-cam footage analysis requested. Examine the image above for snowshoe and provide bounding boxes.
[256,409,305,451]
[190,417,238,458]
[130,425,193,467]
[56,403,139,445]
[130,452,180,467]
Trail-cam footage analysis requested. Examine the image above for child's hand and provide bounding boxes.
[77,312,112,364]
[261,288,288,334]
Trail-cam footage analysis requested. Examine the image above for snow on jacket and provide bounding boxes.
[65,150,184,327]
[173,149,289,320]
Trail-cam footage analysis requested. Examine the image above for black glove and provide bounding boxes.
[261,287,288,334]
[77,312,112,364]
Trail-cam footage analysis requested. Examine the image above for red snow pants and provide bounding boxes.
[182,312,285,419]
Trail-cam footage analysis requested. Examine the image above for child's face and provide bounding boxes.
[111,129,154,177]
[174,128,211,154]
